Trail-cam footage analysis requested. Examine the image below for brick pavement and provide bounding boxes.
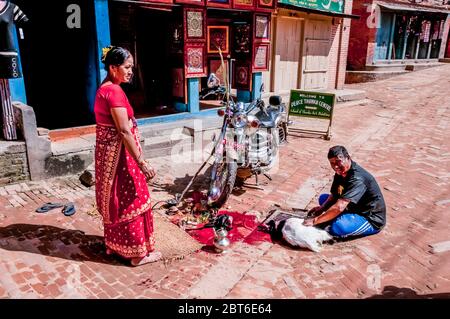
[0,65,449,298]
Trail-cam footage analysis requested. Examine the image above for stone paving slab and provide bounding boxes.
[1,65,450,298]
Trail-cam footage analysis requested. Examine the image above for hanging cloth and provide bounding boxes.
[0,1,28,78]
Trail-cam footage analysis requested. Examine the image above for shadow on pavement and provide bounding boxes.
[366,286,450,299]
[151,166,212,197]
[0,224,128,266]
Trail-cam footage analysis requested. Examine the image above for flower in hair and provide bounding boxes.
[101,45,114,63]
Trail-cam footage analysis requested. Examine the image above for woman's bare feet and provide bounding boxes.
[130,251,162,266]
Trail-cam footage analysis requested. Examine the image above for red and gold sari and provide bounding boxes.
[95,120,155,259]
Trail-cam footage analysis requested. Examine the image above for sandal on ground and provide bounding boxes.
[62,203,76,216]
[35,202,65,213]
[130,251,162,266]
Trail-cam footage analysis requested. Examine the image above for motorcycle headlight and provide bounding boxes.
[231,114,247,128]
[245,115,260,136]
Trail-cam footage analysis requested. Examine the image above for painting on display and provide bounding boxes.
[233,61,251,90]
[184,8,206,42]
[233,23,251,55]
[207,26,229,54]
[257,0,275,9]
[176,0,204,4]
[207,0,231,8]
[232,0,254,10]
[253,43,269,71]
[254,14,270,41]
[185,43,207,78]
[209,59,229,86]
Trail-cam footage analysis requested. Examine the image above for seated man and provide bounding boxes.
[303,145,386,238]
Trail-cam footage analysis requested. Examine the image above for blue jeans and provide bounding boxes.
[318,194,379,238]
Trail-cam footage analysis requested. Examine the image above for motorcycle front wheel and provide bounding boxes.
[207,159,238,209]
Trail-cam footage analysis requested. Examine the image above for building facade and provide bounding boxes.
[8,0,276,130]
[347,0,450,71]
[258,0,356,99]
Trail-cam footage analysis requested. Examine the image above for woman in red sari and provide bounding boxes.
[94,46,161,266]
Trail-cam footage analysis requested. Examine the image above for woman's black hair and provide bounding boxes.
[102,46,131,71]
[327,145,350,159]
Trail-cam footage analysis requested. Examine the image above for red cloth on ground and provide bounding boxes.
[94,83,134,126]
[187,211,269,246]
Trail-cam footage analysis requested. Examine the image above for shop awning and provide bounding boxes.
[377,1,450,14]
[277,3,360,19]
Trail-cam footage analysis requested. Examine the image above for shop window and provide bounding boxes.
[375,12,394,60]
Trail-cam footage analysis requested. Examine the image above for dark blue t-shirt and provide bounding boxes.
[331,161,386,230]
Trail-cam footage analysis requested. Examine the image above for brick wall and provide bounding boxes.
[328,23,340,89]
[447,30,450,57]
[347,0,377,70]
[337,0,354,88]
[0,142,30,185]
[327,0,353,89]
[439,15,450,58]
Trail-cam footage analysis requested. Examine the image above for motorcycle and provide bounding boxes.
[207,83,288,208]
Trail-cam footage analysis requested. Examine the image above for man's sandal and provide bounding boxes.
[35,202,65,213]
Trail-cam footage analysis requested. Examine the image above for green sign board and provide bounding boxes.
[278,0,345,14]
[288,90,335,139]
[289,90,335,119]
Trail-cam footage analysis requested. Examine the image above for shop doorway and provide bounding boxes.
[302,19,331,90]
[273,17,302,92]
[13,0,97,129]
[134,8,175,117]
[109,3,183,118]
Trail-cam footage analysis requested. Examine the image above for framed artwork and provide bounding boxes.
[232,0,254,10]
[256,0,275,10]
[184,8,206,42]
[252,43,270,71]
[233,61,252,90]
[209,59,229,86]
[254,14,270,41]
[185,43,207,78]
[207,26,229,54]
[176,0,204,4]
[233,23,251,55]
[207,0,231,8]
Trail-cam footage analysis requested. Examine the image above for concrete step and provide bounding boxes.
[439,58,450,63]
[345,70,409,84]
[315,88,366,102]
[138,121,192,139]
[365,64,407,72]
[144,132,193,149]
[262,89,366,104]
[405,62,445,71]
[51,134,95,155]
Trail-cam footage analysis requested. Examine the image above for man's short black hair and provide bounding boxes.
[327,145,350,159]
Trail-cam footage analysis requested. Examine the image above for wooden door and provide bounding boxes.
[274,17,302,93]
[302,19,331,90]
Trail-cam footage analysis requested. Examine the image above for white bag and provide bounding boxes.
[281,218,332,252]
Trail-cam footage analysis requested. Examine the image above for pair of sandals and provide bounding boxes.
[35,202,76,216]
